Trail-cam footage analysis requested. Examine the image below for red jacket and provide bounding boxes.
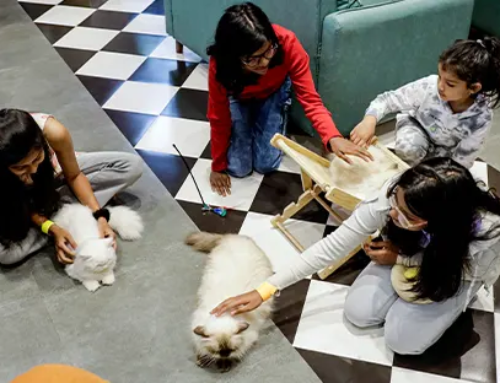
[208,24,341,172]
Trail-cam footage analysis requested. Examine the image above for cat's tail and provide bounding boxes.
[108,206,144,241]
[185,232,222,253]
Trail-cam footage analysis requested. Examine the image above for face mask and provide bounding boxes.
[390,195,421,229]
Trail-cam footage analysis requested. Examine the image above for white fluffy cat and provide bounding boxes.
[186,232,274,372]
[52,203,143,292]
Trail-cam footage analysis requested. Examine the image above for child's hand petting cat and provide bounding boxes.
[98,218,117,250]
[49,224,76,264]
[329,137,373,164]
[211,290,263,316]
[350,115,377,148]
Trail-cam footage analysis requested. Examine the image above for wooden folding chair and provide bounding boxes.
[270,134,409,279]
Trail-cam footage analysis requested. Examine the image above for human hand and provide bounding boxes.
[210,171,232,197]
[350,115,377,148]
[329,137,373,164]
[97,217,117,250]
[49,224,76,264]
[211,290,263,316]
[363,240,399,265]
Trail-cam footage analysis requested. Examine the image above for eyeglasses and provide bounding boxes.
[241,43,279,68]
[389,194,422,229]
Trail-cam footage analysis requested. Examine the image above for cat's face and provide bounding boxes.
[78,238,116,272]
[193,319,250,372]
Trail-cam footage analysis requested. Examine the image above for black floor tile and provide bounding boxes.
[20,3,52,20]
[80,10,137,30]
[105,110,156,146]
[77,75,123,105]
[161,88,208,121]
[200,142,211,160]
[55,47,96,72]
[60,0,108,7]
[36,23,72,44]
[312,226,368,286]
[393,309,496,383]
[130,58,197,86]
[297,348,392,383]
[143,0,164,15]
[250,172,329,224]
[177,200,247,234]
[137,149,195,196]
[102,32,164,56]
[273,279,311,344]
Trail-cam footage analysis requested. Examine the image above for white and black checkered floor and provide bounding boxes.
[17,0,500,381]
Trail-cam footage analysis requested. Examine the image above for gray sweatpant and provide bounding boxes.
[0,152,143,265]
[344,262,481,355]
[394,115,453,166]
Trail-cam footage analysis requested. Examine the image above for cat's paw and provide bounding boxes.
[102,273,115,286]
[82,280,101,292]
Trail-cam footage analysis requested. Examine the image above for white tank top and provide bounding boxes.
[31,112,63,174]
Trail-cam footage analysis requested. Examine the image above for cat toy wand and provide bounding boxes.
[172,144,227,217]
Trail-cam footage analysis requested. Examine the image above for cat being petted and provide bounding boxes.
[186,232,274,372]
[53,203,143,292]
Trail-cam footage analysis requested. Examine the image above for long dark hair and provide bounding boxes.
[206,2,283,95]
[0,109,60,248]
[386,157,500,301]
[439,36,500,108]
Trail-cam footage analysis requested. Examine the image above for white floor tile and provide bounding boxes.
[34,5,95,26]
[103,81,178,115]
[53,27,118,51]
[278,153,302,174]
[76,51,146,80]
[19,0,62,4]
[239,212,325,272]
[293,280,394,366]
[175,158,263,211]
[468,285,494,312]
[135,116,210,157]
[99,0,154,13]
[390,367,473,383]
[122,14,166,35]
[470,160,488,186]
[150,37,201,62]
[182,63,208,91]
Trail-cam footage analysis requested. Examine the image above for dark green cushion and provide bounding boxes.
[337,0,360,11]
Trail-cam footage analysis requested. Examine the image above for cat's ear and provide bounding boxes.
[193,326,209,338]
[236,322,249,334]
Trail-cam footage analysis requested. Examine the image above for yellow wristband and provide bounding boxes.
[256,282,278,302]
[41,220,55,235]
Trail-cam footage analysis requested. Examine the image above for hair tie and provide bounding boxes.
[477,39,486,49]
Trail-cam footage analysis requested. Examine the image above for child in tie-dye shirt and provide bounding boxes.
[351,37,500,168]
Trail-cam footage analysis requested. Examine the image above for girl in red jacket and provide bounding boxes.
[207,2,370,196]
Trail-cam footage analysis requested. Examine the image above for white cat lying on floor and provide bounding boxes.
[186,232,274,372]
[53,203,143,292]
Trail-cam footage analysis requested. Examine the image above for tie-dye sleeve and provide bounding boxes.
[453,122,491,169]
[365,75,436,122]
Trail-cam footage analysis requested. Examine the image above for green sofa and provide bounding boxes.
[472,0,500,36]
[164,0,474,136]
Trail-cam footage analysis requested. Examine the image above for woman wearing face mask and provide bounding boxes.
[207,2,372,197]
[0,109,143,266]
[212,157,500,355]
